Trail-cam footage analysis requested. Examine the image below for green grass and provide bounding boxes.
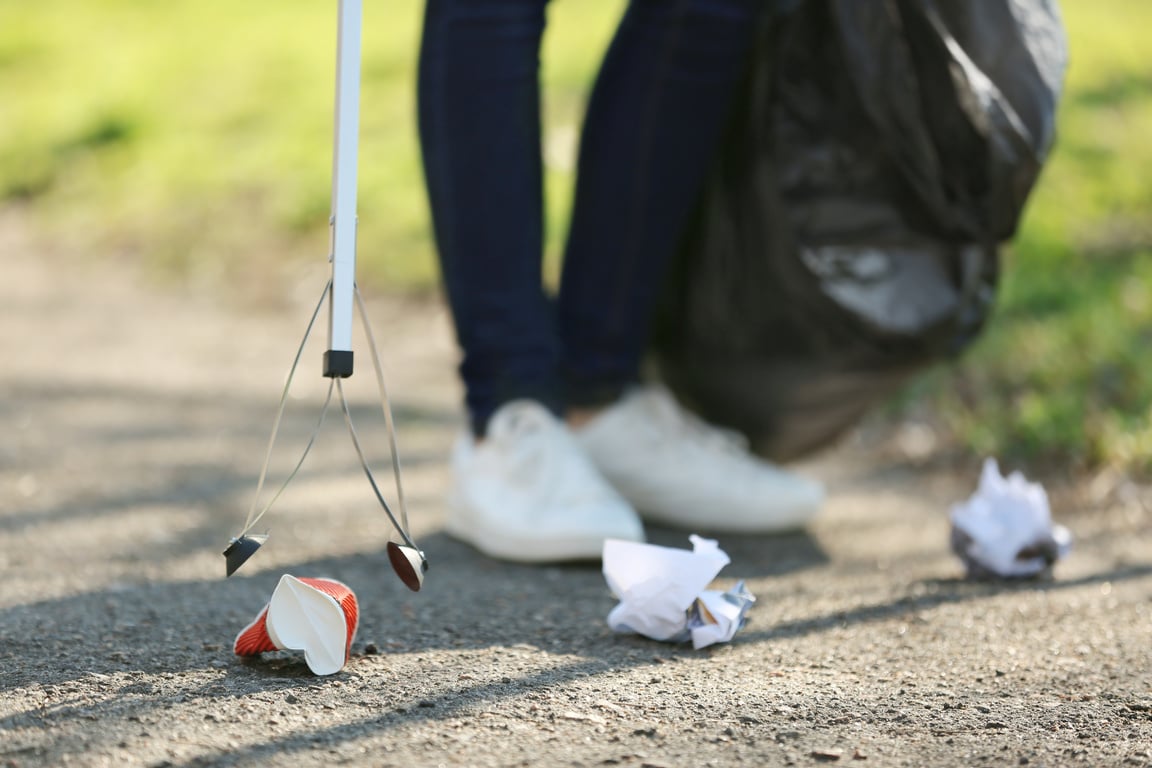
[2,0,1150,474]
[0,0,623,284]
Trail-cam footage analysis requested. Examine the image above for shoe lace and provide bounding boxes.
[643,387,750,456]
[489,401,556,443]
[487,401,619,506]
[487,401,574,481]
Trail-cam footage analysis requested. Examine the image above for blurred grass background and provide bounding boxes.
[1,0,1150,475]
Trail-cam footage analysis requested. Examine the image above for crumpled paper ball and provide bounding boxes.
[603,535,754,649]
[950,458,1072,579]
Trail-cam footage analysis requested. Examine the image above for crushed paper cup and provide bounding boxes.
[950,458,1072,579]
[234,575,359,675]
[603,535,754,649]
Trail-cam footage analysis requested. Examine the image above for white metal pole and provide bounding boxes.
[324,0,361,378]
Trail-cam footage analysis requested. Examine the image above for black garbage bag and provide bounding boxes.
[653,0,1067,461]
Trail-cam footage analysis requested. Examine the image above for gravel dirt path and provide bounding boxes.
[2,220,1151,767]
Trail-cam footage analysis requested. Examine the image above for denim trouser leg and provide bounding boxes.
[418,0,556,437]
[558,0,760,407]
[418,0,760,435]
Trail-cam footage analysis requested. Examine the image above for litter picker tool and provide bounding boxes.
[223,0,427,591]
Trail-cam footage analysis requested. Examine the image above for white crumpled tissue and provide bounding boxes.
[603,535,754,649]
[950,458,1072,579]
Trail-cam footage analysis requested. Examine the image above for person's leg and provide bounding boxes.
[417,0,645,560]
[559,0,826,532]
[418,0,559,437]
[558,0,762,408]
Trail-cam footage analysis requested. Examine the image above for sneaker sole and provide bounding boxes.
[444,507,643,563]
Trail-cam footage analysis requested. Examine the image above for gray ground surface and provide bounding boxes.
[2,228,1152,767]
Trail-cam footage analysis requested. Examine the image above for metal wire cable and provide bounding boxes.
[238,281,333,537]
[354,285,413,536]
[336,377,420,551]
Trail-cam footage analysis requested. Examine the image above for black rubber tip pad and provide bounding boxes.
[224,534,269,577]
[387,542,428,592]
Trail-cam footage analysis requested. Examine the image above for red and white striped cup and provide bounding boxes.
[234,575,359,675]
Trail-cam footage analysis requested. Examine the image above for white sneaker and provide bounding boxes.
[576,385,824,533]
[445,400,645,562]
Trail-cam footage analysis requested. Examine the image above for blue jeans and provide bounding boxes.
[418,0,760,435]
